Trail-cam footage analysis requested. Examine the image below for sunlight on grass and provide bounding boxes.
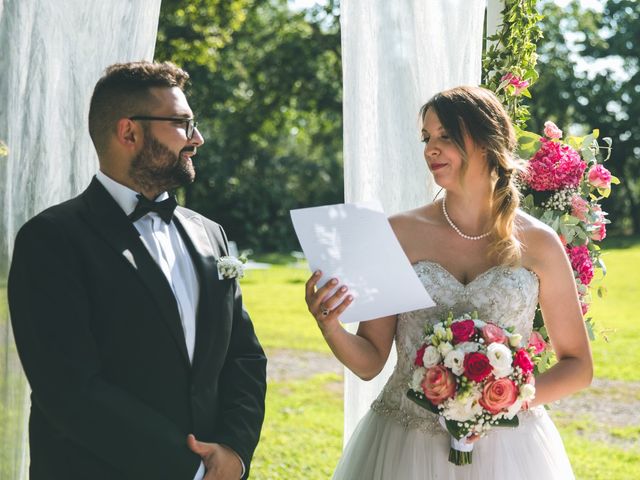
[241,265,331,353]
[587,242,640,381]
[252,373,343,479]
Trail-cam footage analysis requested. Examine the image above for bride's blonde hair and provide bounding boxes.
[420,86,524,265]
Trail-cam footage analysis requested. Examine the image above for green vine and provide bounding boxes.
[482,0,543,129]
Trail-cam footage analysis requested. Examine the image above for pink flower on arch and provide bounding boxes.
[591,222,607,242]
[543,121,563,139]
[571,195,589,222]
[524,139,586,191]
[566,245,594,286]
[588,164,613,189]
[501,72,530,95]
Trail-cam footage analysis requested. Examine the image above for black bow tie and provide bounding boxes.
[129,194,178,224]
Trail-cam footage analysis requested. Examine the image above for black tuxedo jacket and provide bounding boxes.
[8,178,267,479]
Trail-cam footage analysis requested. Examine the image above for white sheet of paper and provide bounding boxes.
[290,201,435,323]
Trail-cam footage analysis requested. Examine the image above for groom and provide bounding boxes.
[8,61,266,480]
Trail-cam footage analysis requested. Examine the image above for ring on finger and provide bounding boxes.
[319,303,330,317]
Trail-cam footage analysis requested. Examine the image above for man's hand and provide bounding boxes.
[187,434,243,480]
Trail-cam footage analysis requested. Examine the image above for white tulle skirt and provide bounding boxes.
[332,407,574,480]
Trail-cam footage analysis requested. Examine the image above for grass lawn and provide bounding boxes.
[245,240,640,479]
[587,239,640,381]
[242,264,330,353]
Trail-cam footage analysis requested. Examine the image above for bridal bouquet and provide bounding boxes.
[406,311,539,465]
[517,121,618,369]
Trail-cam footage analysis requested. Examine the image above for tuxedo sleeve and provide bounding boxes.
[8,214,201,479]
[210,226,267,479]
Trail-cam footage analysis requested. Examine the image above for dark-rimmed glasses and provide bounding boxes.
[128,116,198,140]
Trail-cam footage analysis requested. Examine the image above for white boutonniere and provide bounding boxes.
[217,255,247,280]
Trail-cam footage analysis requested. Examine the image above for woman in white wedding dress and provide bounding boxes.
[305,86,592,480]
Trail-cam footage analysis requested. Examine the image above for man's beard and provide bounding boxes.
[129,131,195,194]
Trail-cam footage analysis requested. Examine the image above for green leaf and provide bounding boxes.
[406,389,439,415]
[585,318,596,341]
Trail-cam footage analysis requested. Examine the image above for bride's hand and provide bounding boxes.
[305,270,353,338]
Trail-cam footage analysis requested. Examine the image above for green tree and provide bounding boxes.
[156,0,343,252]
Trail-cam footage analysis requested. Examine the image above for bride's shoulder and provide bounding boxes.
[516,210,565,261]
[389,203,440,234]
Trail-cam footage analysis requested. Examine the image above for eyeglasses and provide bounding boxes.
[128,116,198,140]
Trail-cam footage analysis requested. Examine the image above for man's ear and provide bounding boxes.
[115,118,139,148]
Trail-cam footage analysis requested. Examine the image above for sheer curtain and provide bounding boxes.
[0,1,161,477]
[340,0,486,443]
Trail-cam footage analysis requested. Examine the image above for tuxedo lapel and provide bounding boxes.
[173,208,227,371]
[80,178,190,365]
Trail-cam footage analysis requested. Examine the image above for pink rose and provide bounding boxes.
[588,164,612,189]
[479,378,518,414]
[591,222,606,241]
[543,121,563,139]
[513,349,534,375]
[421,365,456,405]
[571,195,589,222]
[414,344,427,367]
[450,319,476,344]
[463,352,493,383]
[501,73,529,95]
[482,323,507,345]
[527,331,547,355]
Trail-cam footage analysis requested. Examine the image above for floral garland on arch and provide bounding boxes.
[516,121,618,371]
[482,0,619,371]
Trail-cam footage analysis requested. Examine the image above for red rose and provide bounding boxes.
[421,365,456,405]
[451,319,476,343]
[482,323,507,345]
[414,344,427,366]
[479,378,518,414]
[463,352,492,382]
[513,349,534,375]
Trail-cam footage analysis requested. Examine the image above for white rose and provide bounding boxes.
[520,383,536,402]
[441,388,482,422]
[422,346,441,368]
[487,343,513,378]
[443,349,465,376]
[455,341,480,353]
[438,342,454,357]
[410,367,426,391]
[508,333,523,348]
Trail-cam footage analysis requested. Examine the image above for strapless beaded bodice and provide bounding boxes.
[371,261,540,434]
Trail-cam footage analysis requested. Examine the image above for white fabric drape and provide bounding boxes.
[0,1,161,477]
[340,0,486,444]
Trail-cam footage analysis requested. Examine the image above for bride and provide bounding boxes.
[304,86,592,479]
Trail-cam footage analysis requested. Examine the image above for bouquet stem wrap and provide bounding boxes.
[439,417,473,465]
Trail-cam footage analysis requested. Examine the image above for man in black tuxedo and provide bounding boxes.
[8,61,267,479]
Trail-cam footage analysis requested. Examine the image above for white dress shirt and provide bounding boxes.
[96,171,212,479]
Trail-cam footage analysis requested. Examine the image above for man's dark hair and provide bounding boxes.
[88,61,189,156]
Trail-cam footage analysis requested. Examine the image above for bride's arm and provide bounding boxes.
[526,225,593,407]
[305,272,397,380]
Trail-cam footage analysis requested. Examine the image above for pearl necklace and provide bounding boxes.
[441,195,491,240]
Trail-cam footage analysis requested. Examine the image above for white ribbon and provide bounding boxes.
[438,416,474,453]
